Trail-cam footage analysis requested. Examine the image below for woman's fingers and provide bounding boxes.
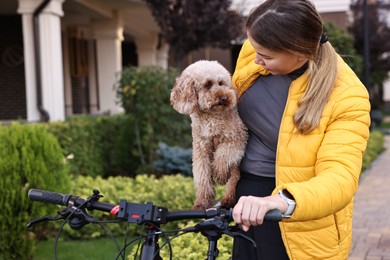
[232,197,245,223]
[233,196,269,230]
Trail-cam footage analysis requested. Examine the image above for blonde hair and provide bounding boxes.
[246,0,338,134]
[294,43,338,133]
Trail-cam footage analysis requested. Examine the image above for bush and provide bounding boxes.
[47,113,191,178]
[47,116,106,177]
[154,142,193,176]
[47,115,140,177]
[116,66,192,172]
[362,130,385,171]
[0,123,70,259]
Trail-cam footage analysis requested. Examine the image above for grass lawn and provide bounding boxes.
[34,236,137,260]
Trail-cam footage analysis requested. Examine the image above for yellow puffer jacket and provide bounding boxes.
[233,40,371,259]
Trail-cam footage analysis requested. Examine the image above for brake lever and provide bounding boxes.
[222,225,257,248]
[27,215,64,228]
[58,205,97,230]
[28,204,97,230]
[192,217,257,248]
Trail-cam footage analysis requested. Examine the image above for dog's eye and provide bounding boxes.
[218,81,225,86]
[204,81,213,89]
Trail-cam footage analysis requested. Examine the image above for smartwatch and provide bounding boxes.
[278,190,296,218]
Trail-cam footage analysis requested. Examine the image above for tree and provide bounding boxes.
[143,0,244,64]
[324,22,363,78]
[349,0,390,109]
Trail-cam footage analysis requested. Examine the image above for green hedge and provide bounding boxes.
[362,130,385,171]
[47,115,139,177]
[46,114,191,178]
[0,123,70,260]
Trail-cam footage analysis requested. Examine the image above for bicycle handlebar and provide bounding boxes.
[29,189,70,206]
[28,189,283,225]
[28,188,283,260]
[28,189,115,214]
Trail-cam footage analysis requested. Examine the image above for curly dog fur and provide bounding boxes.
[170,60,248,210]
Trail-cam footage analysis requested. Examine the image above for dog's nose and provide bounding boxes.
[219,96,227,105]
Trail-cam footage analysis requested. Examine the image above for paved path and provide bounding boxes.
[349,135,390,260]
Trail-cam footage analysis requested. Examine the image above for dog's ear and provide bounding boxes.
[170,74,198,114]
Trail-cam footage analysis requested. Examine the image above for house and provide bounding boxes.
[1,0,162,123]
[0,0,355,123]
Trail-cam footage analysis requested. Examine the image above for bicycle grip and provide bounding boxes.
[28,189,71,206]
[264,209,283,221]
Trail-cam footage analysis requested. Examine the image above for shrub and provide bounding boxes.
[154,142,193,176]
[97,115,139,176]
[47,116,105,177]
[116,66,192,173]
[47,115,139,177]
[362,130,385,171]
[0,123,70,259]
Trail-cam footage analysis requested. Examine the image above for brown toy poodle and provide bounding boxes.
[170,60,248,210]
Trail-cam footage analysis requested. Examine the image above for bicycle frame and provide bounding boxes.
[140,226,163,260]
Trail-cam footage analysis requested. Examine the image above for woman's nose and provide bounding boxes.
[254,54,265,66]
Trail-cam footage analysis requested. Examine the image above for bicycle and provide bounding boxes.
[27,188,282,260]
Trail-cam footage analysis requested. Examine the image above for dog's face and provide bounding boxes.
[170,60,238,115]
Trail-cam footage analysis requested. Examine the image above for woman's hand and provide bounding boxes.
[232,194,288,231]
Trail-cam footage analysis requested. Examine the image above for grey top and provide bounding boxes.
[238,64,307,177]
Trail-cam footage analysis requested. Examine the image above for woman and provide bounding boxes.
[231,0,371,259]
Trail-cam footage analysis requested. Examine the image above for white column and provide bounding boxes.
[19,13,38,121]
[39,0,65,121]
[18,0,40,122]
[135,34,159,66]
[93,18,124,114]
[18,0,65,122]
[157,43,170,69]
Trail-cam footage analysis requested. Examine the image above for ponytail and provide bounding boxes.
[293,42,338,134]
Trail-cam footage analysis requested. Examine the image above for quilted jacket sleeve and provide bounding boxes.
[275,59,371,221]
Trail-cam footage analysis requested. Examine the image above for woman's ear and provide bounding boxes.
[297,54,309,62]
[170,74,198,115]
